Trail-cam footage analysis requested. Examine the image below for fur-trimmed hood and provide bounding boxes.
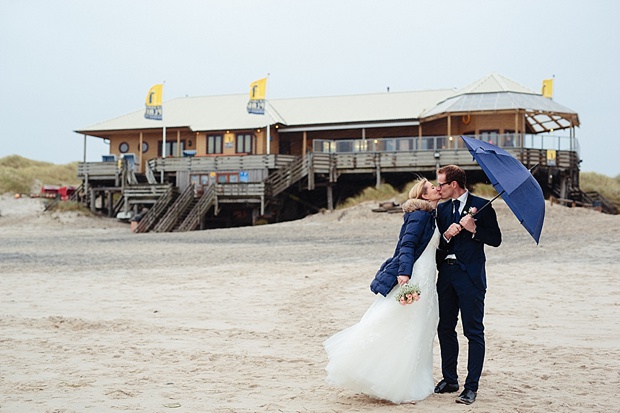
[401,198,434,213]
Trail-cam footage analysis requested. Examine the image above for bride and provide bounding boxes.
[324,178,441,404]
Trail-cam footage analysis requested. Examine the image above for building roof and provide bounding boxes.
[76,89,455,135]
[75,73,579,136]
[271,89,454,128]
[422,73,578,116]
[421,73,580,131]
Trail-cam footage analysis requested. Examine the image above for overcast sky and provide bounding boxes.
[1,0,618,177]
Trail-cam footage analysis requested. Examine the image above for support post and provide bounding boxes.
[327,184,333,211]
[90,188,96,213]
[302,131,307,163]
[107,191,114,217]
[177,130,181,156]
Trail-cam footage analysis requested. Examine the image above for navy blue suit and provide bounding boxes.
[435,193,501,392]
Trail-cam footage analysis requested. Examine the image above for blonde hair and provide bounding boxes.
[402,178,433,213]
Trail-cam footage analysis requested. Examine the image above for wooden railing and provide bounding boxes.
[145,162,157,184]
[78,162,119,179]
[148,154,296,173]
[152,184,196,233]
[81,147,578,182]
[517,148,579,170]
[265,156,308,196]
[123,184,172,205]
[216,182,266,197]
[134,185,175,233]
[175,185,217,232]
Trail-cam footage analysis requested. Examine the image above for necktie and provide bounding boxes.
[452,199,461,223]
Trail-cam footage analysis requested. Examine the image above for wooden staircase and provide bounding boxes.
[552,181,618,215]
[265,155,309,196]
[575,190,617,214]
[175,185,217,232]
[134,185,176,233]
[152,184,197,233]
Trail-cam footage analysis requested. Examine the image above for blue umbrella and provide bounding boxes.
[460,135,545,244]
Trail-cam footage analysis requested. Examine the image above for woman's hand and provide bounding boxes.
[397,275,410,286]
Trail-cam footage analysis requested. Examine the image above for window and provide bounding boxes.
[480,130,500,145]
[141,142,149,153]
[119,142,129,153]
[236,134,253,154]
[335,140,353,152]
[208,135,223,154]
[158,140,185,157]
[503,130,515,147]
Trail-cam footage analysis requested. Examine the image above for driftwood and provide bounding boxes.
[371,201,402,214]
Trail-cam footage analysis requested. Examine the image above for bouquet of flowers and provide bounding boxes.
[395,283,421,306]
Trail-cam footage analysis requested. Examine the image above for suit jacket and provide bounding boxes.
[436,193,501,290]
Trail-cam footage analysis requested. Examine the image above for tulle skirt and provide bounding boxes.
[324,230,439,404]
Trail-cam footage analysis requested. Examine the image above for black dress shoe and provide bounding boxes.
[434,379,459,394]
[455,389,476,405]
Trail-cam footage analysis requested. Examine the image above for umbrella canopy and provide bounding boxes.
[461,135,545,244]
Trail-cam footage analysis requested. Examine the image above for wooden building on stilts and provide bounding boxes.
[73,73,616,232]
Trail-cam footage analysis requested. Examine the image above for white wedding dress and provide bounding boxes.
[324,228,440,404]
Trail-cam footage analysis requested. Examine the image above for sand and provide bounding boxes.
[1,194,619,412]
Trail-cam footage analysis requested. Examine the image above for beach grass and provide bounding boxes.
[0,155,80,195]
[579,172,620,207]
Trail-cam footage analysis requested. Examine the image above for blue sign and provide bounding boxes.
[246,100,265,115]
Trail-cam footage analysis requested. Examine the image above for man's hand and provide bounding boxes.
[460,214,477,234]
[444,222,462,240]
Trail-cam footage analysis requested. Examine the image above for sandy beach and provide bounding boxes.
[1,194,619,413]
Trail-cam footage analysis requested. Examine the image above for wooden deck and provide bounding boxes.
[77,141,614,231]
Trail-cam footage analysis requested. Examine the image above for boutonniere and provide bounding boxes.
[466,207,477,216]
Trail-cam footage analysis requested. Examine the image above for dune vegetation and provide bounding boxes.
[0,155,80,195]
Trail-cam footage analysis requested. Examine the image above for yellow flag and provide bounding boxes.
[145,84,163,120]
[247,77,267,114]
[249,78,267,100]
[541,78,553,98]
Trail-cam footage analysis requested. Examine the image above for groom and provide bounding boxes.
[434,165,502,405]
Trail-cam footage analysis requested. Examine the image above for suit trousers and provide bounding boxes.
[437,261,486,392]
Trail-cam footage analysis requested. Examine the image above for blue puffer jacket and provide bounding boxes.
[370,209,435,297]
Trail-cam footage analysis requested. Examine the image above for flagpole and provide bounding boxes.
[265,105,273,155]
[162,81,166,159]
[144,83,165,182]
[265,74,270,155]
[161,82,166,183]
[246,76,270,154]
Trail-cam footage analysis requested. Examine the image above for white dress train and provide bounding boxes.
[324,228,440,404]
